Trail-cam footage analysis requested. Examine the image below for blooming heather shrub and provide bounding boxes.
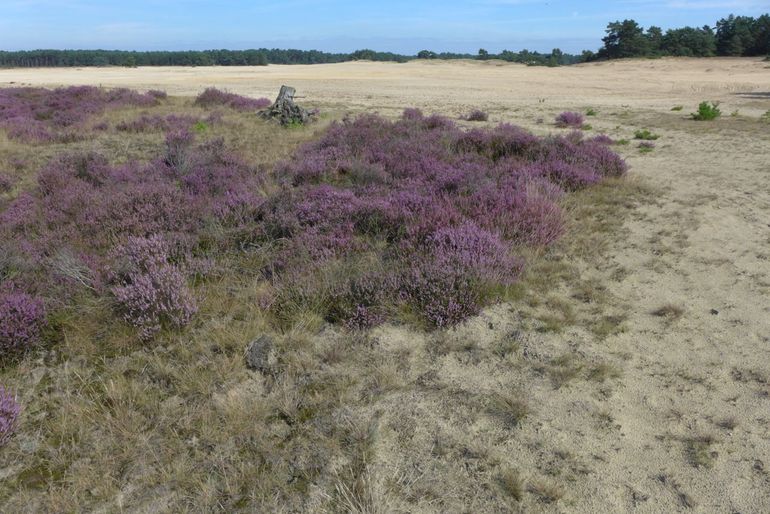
[425,223,524,285]
[555,111,585,129]
[194,88,271,112]
[110,235,196,340]
[0,86,160,143]
[0,386,20,447]
[268,111,626,327]
[590,134,614,145]
[464,109,489,122]
[0,287,46,355]
[402,108,424,121]
[0,125,265,338]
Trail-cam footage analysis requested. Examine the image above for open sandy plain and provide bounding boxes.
[1,58,769,512]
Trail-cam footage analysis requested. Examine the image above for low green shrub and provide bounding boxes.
[634,129,659,140]
[691,101,721,121]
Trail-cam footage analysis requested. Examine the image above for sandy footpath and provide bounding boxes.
[1,58,768,512]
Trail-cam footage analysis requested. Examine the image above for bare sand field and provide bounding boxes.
[1,58,769,512]
[2,57,769,116]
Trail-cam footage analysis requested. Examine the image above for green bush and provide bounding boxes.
[691,101,721,121]
[634,129,659,140]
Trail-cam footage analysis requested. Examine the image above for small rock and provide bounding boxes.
[710,309,719,315]
[245,335,274,373]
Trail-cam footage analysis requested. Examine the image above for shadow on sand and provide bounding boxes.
[734,92,770,99]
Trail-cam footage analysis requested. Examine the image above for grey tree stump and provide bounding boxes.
[259,85,315,126]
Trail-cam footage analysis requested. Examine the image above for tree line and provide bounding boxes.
[0,13,767,68]
[0,48,409,68]
[593,14,770,60]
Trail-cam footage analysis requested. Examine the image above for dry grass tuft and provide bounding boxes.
[487,391,530,428]
[497,468,524,501]
[652,303,685,321]
[527,479,564,504]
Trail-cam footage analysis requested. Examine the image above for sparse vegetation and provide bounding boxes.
[634,129,660,140]
[652,303,685,321]
[671,105,684,111]
[684,434,718,468]
[464,109,489,121]
[639,141,655,153]
[0,386,20,447]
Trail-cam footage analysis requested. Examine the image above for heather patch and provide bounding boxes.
[267,111,626,327]
[0,86,160,143]
[0,285,47,355]
[194,87,271,111]
[0,127,262,346]
[555,111,586,129]
[0,94,626,339]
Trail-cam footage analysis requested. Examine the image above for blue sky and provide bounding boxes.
[1,1,768,53]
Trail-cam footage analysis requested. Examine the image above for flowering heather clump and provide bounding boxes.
[0,387,20,447]
[555,111,585,129]
[0,86,160,143]
[0,89,627,334]
[0,287,46,355]
[590,134,614,145]
[194,88,271,112]
[110,235,196,340]
[425,223,524,285]
[464,109,489,122]
[269,110,626,327]
[0,120,263,338]
[402,107,424,121]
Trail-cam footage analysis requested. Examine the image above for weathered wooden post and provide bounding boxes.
[259,85,315,126]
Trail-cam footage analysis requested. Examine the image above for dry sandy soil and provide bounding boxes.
[1,58,769,512]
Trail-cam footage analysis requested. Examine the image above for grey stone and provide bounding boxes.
[245,335,274,373]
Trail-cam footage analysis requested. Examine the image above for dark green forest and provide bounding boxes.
[594,14,770,60]
[0,14,767,68]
